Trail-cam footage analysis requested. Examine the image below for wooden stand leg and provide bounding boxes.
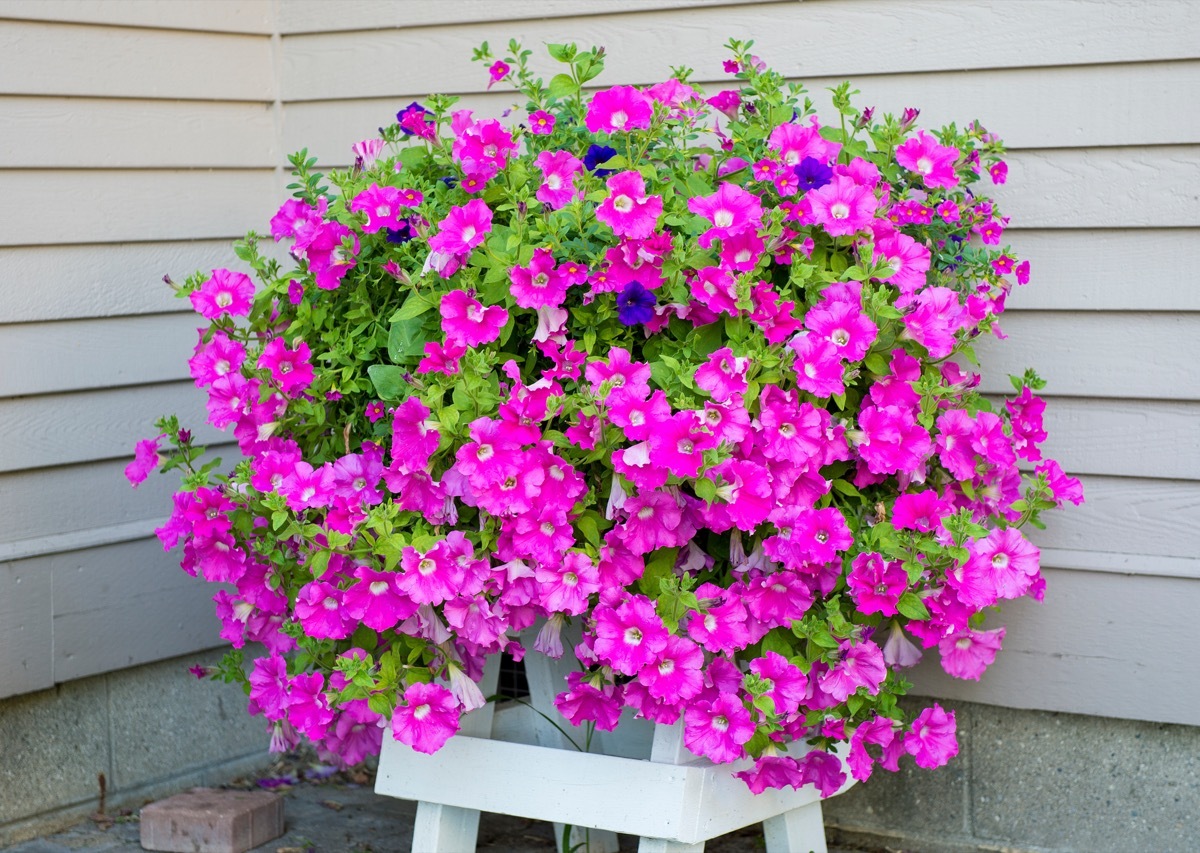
[523,633,621,853]
[635,722,706,853]
[410,656,501,853]
[763,799,828,853]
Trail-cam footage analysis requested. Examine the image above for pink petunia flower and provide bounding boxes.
[585,85,653,133]
[257,338,314,396]
[896,130,961,189]
[807,175,878,237]
[688,182,763,247]
[904,703,958,768]
[190,269,254,319]
[846,553,908,616]
[683,694,755,764]
[528,110,556,135]
[428,199,493,261]
[592,595,670,676]
[939,627,1005,680]
[125,434,165,487]
[819,640,887,702]
[595,171,663,239]
[534,149,584,209]
[440,290,509,347]
[510,248,570,308]
[391,682,461,754]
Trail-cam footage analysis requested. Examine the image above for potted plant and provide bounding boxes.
[129,36,1082,850]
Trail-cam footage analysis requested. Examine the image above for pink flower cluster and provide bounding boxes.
[135,41,1082,797]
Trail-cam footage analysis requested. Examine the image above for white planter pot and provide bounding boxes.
[375,634,855,853]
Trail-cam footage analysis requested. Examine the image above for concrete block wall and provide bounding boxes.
[823,698,1200,853]
[0,648,270,847]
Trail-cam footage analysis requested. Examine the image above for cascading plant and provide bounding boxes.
[129,38,1083,794]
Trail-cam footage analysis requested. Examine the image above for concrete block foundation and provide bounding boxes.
[0,648,270,847]
[823,698,1200,853]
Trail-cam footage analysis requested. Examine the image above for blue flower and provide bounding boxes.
[386,221,414,244]
[794,157,833,193]
[584,144,619,177]
[616,281,656,326]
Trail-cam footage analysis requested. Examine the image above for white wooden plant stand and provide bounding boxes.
[375,644,854,853]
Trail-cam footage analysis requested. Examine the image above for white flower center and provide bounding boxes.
[613,195,634,214]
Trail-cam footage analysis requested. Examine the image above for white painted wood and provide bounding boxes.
[0,20,274,100]
[0,518,164,563]
[4,536,228,683]
[1027,476,1200,561]
[0,560,54,698]
[799,61,1200,151]
[278,0,773,34]
[1031,398,1200,481]
[639,721,707,853]
[0,445,235,547]
[521,627,621,853]
[0,241,245,323]
[0,0,274,33]
[376,733,841,844]
[1,170,280,246]
[1002,229,1200,312]
[0,314,202,398]
[411,655,499,853]
[1039,549,1199,581]
[285,61,1200,162]
[763,801,827,853]
[974,311,1200,401]
[280,0,1200,101]
[909,568,1200,727]
[638,838,705,853]
[0,381,222,473]
[0,97,278,169]
[994,147,1200,229]
[649,720,693,765]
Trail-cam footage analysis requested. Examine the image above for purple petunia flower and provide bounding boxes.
[794,156,833,192]
[584,144,618,176]
[616,281,655,326]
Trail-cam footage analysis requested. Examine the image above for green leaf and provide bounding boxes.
[864,352,890,375]
[547,73,577,100]
[576,514,600,547]
[638,547,678,597]
[896,591,931,621]
[693,477,718,505]
[389,293,435,322]
[388,316,428,363]
[831,479,863,499]
[547,43,576,62]
[308,549,332,578]
[398,146,428,170]
[762,628,794,659]
[367,364,408,400]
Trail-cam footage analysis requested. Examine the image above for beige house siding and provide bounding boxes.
[1,0,1196,730]
[0,1,279,696]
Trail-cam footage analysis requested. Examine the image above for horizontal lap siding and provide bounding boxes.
[270,0,1200,728]
[0,9,277,697]
[279,0,1200,101]
[2,0,1198,726]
